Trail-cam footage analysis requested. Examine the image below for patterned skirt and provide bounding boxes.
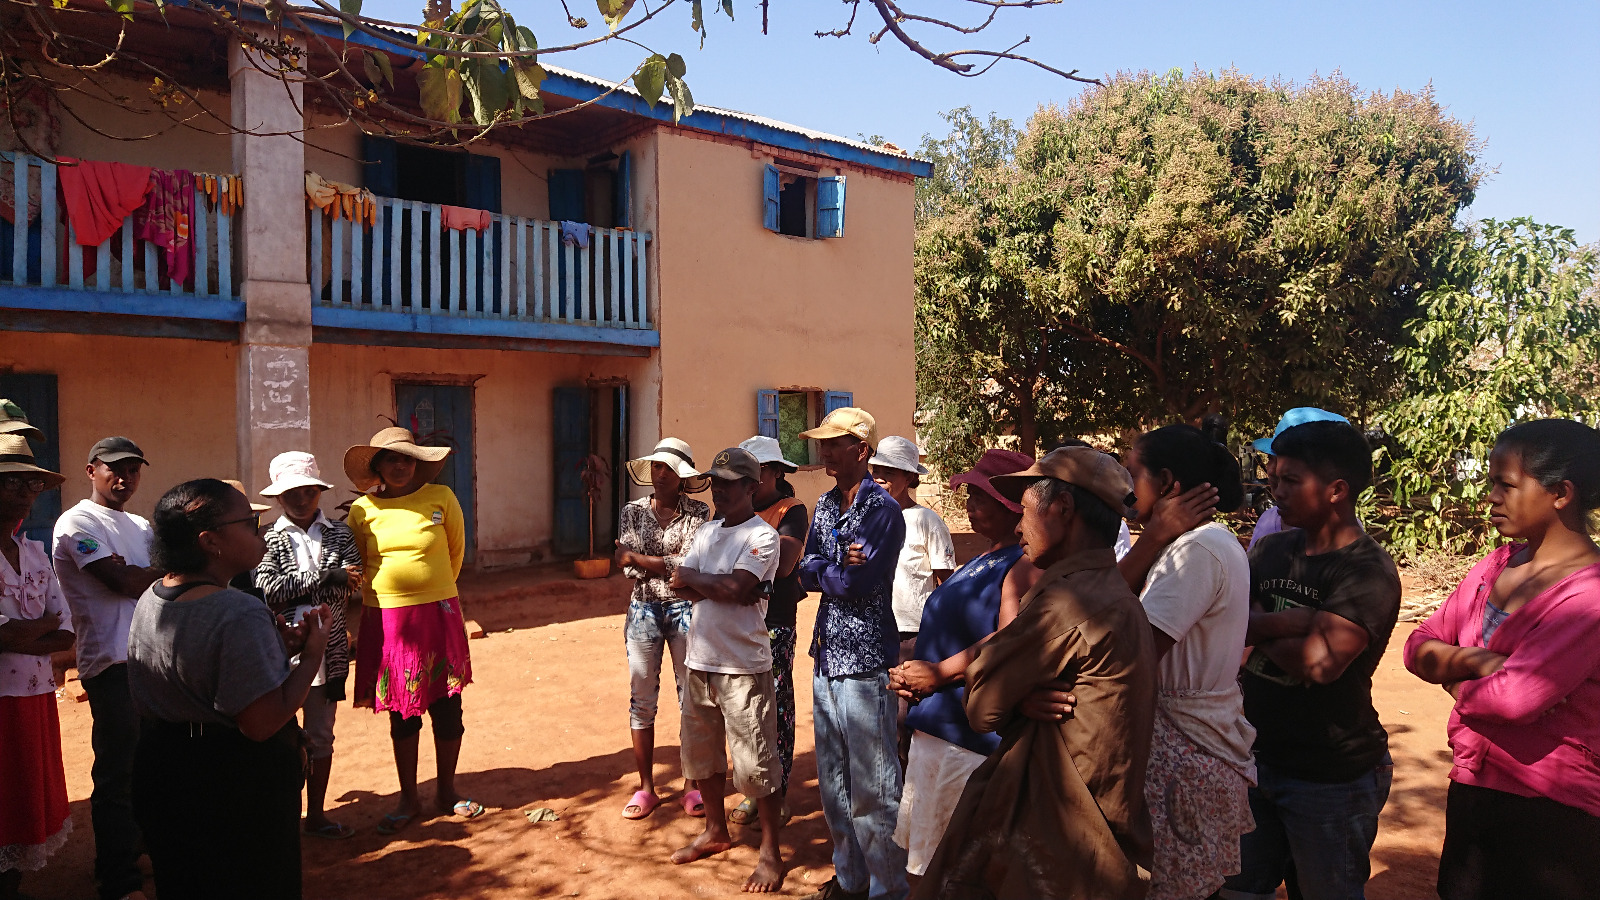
[1145,708,1256,900]
[353,597,473,719]
[0,693,72,872]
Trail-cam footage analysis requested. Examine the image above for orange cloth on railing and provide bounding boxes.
[57,157,152,246]
[200,174,243,216]
[440,205,491,232]
[305,171,376,227]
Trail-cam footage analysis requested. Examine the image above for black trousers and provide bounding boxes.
[1438,781,1600,900]
[82,664,143,900]
[132,718,304,900]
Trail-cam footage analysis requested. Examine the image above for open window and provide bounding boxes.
[763,163,845,239]
[548,150,632,227]
[758,389,853,465]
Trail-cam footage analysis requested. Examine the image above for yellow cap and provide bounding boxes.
[800,407,879,450]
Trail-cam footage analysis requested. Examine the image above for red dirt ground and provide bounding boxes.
[28,560,1454,900]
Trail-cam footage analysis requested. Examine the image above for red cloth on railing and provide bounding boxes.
[440,205,491,232]
[56,157,151,246]
[134,169,194,286]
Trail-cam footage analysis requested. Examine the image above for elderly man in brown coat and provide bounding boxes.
[915,446,1157,900]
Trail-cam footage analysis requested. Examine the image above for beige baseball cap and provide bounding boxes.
[800,407,879,450]
[990,445,1135,515]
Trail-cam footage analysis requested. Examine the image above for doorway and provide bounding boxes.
[552,382,629,558]
[0,374,59,545]
[395,383,476,564]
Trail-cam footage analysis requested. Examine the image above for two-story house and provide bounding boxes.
[0,1,929,566]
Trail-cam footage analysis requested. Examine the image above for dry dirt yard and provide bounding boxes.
[29,560,1454,900]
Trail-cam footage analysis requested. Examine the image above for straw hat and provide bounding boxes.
[626,438,709,493]
[0,400,45,443]
[343,427,451,493]
[260,451,335,497]
[221,479,272,514]
[0,434,64,489]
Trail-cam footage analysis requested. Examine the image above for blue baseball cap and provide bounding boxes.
[1252,408,1350,455]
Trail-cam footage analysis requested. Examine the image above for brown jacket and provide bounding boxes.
[916,549,1157,900]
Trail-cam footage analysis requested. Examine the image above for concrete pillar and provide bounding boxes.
[229,40,312,493]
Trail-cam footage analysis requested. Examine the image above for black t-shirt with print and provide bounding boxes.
[1242,529,1402,782]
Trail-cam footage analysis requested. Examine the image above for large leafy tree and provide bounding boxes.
[1365,219,1600,559]
[916,70,1481,471]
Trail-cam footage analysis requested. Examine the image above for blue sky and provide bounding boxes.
[366,0,1599,242]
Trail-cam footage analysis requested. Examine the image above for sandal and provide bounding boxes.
[728,796,757,826]
[452,798,487,820]
[301,820,356,840]
[376,811,417,835]
[682,789,705,818]
[622,789,661,820]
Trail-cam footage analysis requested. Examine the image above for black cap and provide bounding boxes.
[704,447,761,482]
[88,436,148,467]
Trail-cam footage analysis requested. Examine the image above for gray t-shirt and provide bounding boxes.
[128,584,292,726]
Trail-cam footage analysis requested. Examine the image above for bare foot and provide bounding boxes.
[669,829,733,865]
[743,850,785,893]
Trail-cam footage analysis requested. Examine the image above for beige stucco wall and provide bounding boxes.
[650,130,917,504]
[53,73,234,174]
[308,343,659,567]
[0,333,238,519]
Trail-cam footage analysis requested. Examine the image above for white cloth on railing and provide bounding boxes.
[560,220,591,249]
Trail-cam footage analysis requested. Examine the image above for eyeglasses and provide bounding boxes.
[215,512,261,532]
[0,475,47,493]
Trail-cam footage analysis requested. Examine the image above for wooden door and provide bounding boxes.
[552,386,590,556]
[395,383,476,564]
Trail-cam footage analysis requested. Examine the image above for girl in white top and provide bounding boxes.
[1120,424,1256,900]
[869,436,956,638]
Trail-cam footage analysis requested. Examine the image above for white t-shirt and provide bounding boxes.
[893,505,957,632]
[1,535,75,698]
[681,515,780,675]
[52,499,154,680]
[1138,521,1256,772]
[1115,520,1133,561]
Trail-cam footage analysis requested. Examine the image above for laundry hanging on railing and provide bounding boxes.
[200,174,243,216]
[305,171,376,226]
[134,169,196,286]
[559,220,591,249]
[440,204,491,232]
[57,156,152,246]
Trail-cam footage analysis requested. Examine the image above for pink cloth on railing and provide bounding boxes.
[440,205,491,232]
[56,157,151,246]
[134,169,194,286]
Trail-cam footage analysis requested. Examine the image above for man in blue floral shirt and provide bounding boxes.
[797,407,909,900]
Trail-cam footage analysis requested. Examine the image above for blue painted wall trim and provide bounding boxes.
[0,286,245,321]
[207,0,933,179]
[311,306,661,348]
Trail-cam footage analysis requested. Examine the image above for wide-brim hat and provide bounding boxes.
[221,479,272,513]
[0,434,65,489]
[0,400,45,443]
[949,449,1035,514]
[343,427,451,493]
[627,438,710,493]
[260,451,336,497]
[869,435,929,475]
[739,436,799,472]
[991,446,1135,517]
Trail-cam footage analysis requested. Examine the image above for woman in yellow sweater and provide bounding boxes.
[343,427,482,834]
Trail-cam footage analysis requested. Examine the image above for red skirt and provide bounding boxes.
[0,692,72,872]
[353,597,473,719]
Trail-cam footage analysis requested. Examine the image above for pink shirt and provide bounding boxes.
[1404,545,1600,815]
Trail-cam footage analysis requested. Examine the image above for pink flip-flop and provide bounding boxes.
[682,789,705,818]
[622,790,661,820]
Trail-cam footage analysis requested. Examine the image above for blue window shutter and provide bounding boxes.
[549,169,586,221]
[464,152,502,213]
[824,391,853,414]
[762,164,780,232]
[362,134,398,197]
[817,175,846,238]
[757,390,779,438]
[614,151,632,229]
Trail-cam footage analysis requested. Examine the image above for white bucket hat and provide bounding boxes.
[739,435,800,472]
[626,438,710,493]
[261,451,336,497]
[869,435,928,475]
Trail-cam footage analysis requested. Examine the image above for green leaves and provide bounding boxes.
[632,53,693,122]
[633,54,666,109]
[104,0,135,18]
[362,50,394,89]
[595,0,636,29]
[417,65,463,124]
[339,0,362,38]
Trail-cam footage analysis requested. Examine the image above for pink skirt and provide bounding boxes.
[353,597,473,719]
[0,693,72,872]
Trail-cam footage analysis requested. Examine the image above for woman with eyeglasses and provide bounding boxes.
[0,436,75,900]
[126,479,331,899]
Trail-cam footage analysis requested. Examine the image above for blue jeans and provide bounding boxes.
[1221,754,1394,900]
[83,663,145,900]
[812,670,908,900]
[624,599,692,729]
